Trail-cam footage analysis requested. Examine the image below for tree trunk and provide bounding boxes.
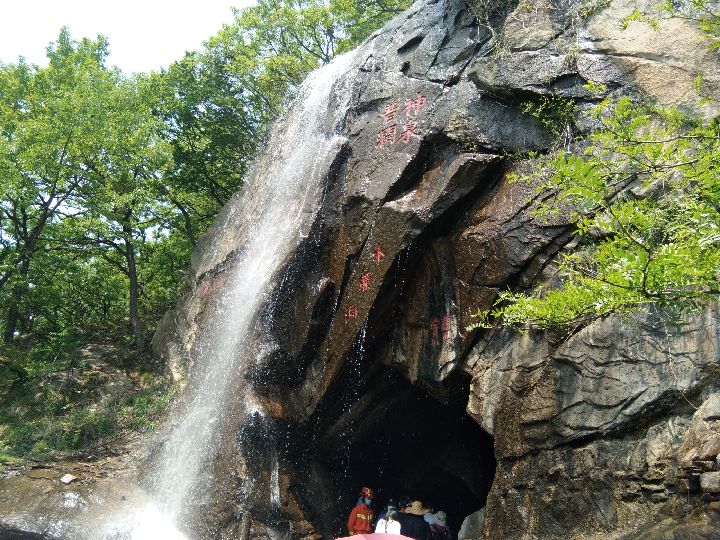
[3,257,30,344]
[174,199,197,247]
[124,224,145,350]
[3,292,20,343]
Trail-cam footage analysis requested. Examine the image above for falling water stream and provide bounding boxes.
[99,51,357,539]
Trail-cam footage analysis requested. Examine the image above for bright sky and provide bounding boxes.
[0,0,256,74]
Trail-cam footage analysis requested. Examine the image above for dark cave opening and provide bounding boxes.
[315,369,495,537]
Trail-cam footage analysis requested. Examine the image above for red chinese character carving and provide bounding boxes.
[345,304,358,322]
[430,318,440,347]
[359,272,371,292]
[416,93,427,112]
[400,120,419,143]
[403,97,416,117]
[200,282,212,300]
[382,100,398,124]
[441,314,451,342]
[373,245,385,263]
[199,277,226,300]
[374,125,397,149]
[404,93,427,116]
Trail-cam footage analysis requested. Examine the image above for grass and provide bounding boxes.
[0,339,178,465]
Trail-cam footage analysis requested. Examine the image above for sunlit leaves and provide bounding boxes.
[0,29,173,347]
[478,98,720,330]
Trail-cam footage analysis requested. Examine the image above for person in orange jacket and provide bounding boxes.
[347,486,375,535]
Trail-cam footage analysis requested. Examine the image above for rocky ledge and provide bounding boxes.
[154,0,720,538]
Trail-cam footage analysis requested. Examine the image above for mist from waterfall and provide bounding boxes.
[101,51,356,539]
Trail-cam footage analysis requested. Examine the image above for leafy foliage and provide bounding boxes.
[0,29,177,349]
[0,1,413,460]
[473,97,720,330]
[521,95,577,140]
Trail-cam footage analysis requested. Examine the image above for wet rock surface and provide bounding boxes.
[0,439,145,540]
[0,526,50,540]
[151,0,720,538]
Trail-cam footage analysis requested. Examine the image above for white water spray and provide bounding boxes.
[104,51,357,538]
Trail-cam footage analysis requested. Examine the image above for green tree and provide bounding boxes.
[151,51,260,245]
[64,75,171,350]
[0,29,171,349]
[475,97,720,330]
[0,30,116,342]
[19,234,128,339]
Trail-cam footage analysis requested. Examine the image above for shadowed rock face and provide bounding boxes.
[0,527,49,540]
[154,0,720,538]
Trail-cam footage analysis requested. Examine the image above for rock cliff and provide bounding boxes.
[154,0,720,537]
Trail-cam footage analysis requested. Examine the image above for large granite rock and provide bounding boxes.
[153,0,720,538]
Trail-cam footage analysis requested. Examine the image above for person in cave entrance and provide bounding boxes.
[426,510,451,540]
[375,510,401,534]
[376,499,398,522]
[396,500,432,540]
[347,486,375,535]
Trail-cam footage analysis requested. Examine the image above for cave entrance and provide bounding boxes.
[318,369,495,536]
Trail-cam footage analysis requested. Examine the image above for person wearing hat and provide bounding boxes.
[397,500,432,540]
[347,487,375,535]
[426,510,451,540]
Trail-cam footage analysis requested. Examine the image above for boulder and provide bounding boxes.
[700,472,720,493]
[458,507,485,540]
[151,0,720,537]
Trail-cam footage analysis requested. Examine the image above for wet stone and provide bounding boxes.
[700,472,720,493]
[60,474,77,484]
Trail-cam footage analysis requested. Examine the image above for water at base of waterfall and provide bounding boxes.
[102,504,189,540]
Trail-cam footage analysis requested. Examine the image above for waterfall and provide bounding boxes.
[101,50,356,539]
